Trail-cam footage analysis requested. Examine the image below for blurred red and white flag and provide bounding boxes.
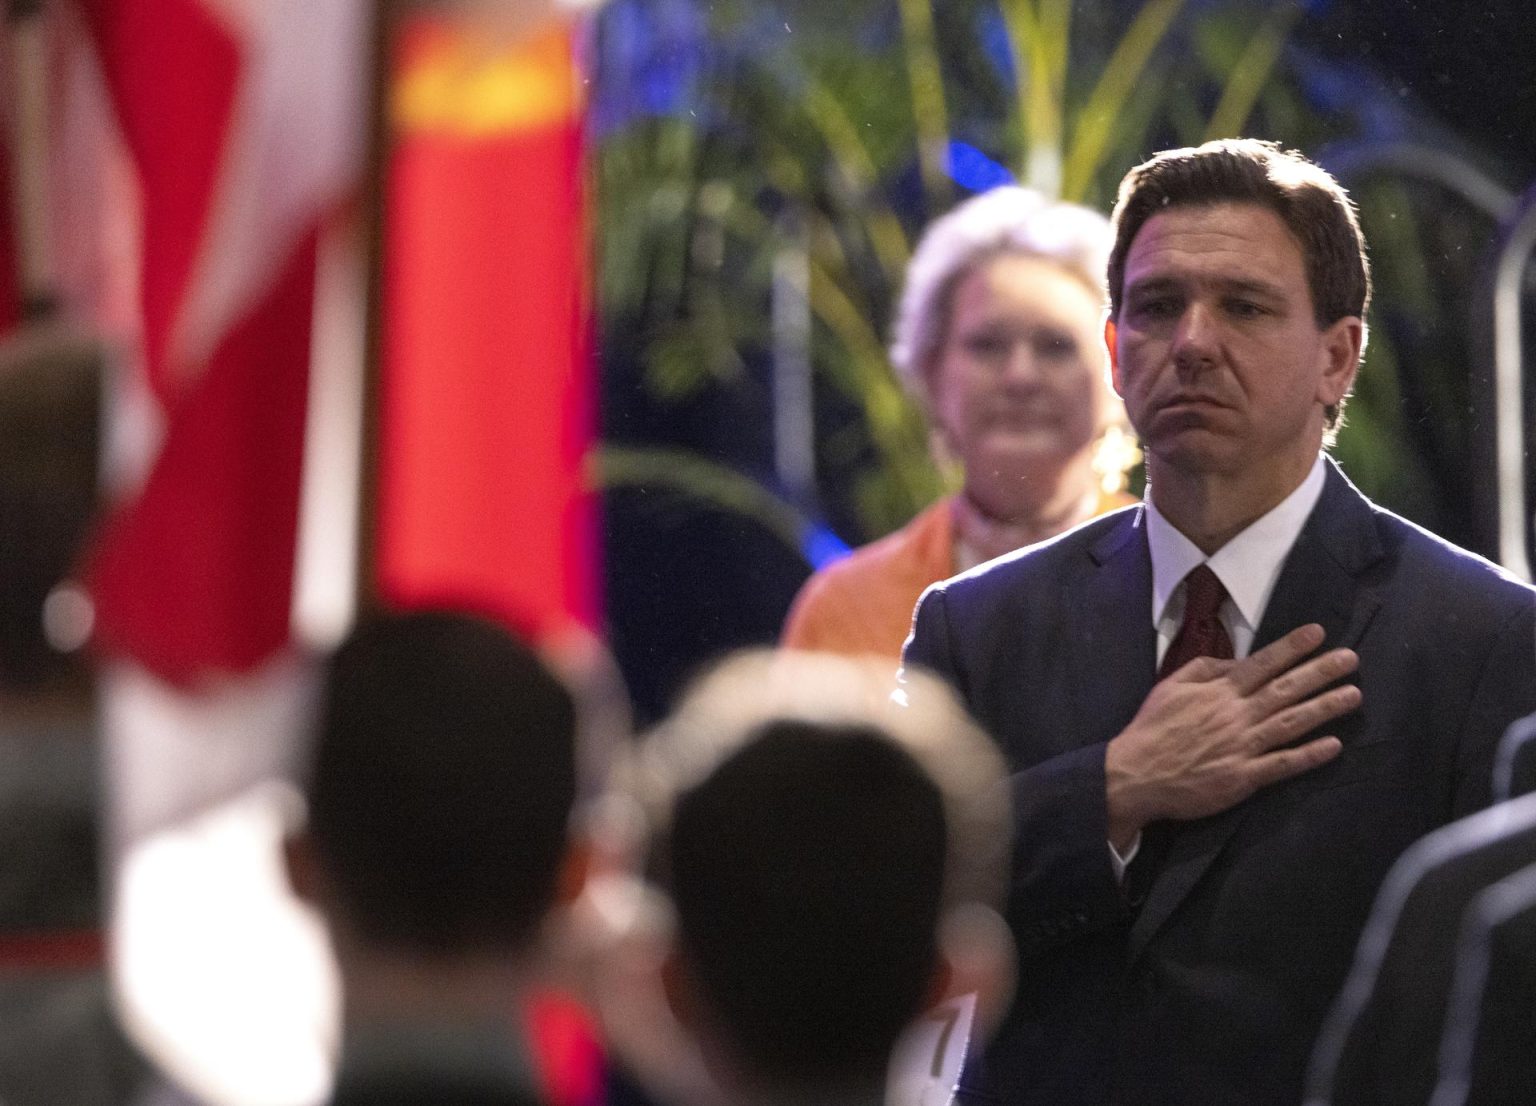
[83,0,365,694]
[65,2,367,1103]
[61,1,603,1103]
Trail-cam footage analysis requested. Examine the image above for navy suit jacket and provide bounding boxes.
[903,460,1536,1106]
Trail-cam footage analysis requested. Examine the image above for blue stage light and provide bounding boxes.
[946,141,1016,193]
[802,524,853,569]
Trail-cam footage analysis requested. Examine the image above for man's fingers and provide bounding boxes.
[1227,624,1327,695]
[1170,655,1233,683]
[1253,647,1359,716]
[1245,736,1343,791]
[1249,684,1362,753]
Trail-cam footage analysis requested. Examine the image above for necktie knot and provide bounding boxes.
[1159,563,1233,678]
[1182,563,1227,625]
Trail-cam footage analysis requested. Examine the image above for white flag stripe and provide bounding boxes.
[169,0,366,380]
[292,212,366,653]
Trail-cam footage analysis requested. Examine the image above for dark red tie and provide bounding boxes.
[1159,563,1233,679]
[1128,565,1235,906]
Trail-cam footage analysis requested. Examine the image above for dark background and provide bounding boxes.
[599,0,1536,724]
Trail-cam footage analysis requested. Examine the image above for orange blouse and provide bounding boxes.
[780,490,1135,661]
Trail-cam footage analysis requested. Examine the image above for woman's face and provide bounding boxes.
[929,253,1110,496]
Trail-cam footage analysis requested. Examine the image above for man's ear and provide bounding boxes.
[1317,315,1363,409]
[931,904,1017,1040]
[1104,317,1124,397]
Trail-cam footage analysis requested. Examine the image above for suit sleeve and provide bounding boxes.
[905,585,1129,957]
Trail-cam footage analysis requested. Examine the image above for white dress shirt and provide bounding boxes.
[1110,455,1328,877]
[1146,455,1328,664]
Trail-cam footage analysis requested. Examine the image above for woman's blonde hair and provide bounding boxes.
[889,186,1138,492]
[890,186,1113,415]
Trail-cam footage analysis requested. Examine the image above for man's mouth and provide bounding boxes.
[1159,393,1228,412]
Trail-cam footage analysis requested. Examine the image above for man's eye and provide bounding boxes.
[1131,297,1179,320]
[1227,300,1266,318]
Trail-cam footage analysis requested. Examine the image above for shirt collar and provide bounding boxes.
[1146,456,1327,633]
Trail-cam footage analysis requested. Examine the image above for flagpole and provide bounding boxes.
[353,0,394,621]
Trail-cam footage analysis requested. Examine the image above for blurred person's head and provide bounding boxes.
[891,186,1130,514]
[286,609,580,1011]
[1105,138,1371,435]
[633,651,1013,1103]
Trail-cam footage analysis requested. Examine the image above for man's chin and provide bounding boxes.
[1142,434,1243,477]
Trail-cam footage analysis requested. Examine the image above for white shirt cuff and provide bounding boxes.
[1108,833,1142,883]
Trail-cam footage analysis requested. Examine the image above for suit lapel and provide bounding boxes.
[1250,460,1384,657]
[1069,508,1159,746]
[1128,460,1386,961]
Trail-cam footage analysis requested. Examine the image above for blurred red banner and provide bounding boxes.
[375,15,598,639]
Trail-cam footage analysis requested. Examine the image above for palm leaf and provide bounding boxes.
[1203,1,1303,140]
[1061,0,1187,202]
[591,445,814,557]
[895,0,952,215]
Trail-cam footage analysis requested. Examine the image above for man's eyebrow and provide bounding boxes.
[1216,277,1287,299]
[1125,274,1287,300]
[1123,276,1182,299]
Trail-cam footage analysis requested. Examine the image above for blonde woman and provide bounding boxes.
[783,187,1136,658]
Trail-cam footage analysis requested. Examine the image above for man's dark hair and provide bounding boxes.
[306,609,576,954]
[661,719,947,1087]
[1107,139,1371,427]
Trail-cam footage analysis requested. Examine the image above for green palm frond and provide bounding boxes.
[591,445,814,557]
[1203,1,1303,140]
[999,0,1074,196]
[1061,0,1187,202]
[597,0,1324,543]
[895,0,951,215]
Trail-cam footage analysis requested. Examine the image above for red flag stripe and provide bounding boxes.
[376,18,598,639]
[77,0,241,405]
[87,228,317,681]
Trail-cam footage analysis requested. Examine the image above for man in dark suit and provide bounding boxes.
[285,611,581,1106]
[903,138,1536,1106]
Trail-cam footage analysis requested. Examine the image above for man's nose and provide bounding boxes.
[1172,303,1218,368]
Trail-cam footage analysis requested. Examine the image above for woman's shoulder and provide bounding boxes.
[779,499,956,656]
[816,499,954,591]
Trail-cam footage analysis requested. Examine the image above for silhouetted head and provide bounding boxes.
[637,651,1011,1096]
[303,609,577,955]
